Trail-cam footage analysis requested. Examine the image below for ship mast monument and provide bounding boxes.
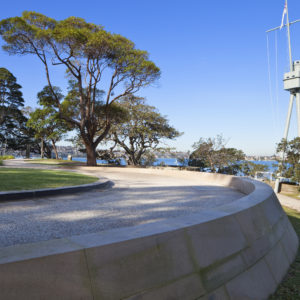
[266,0,300,192]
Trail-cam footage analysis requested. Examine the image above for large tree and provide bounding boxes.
[106,95,181,165]
[0,67,29,152]
[189,135,245,175]
[0,11,160,165]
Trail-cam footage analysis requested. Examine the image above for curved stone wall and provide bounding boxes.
[0,170,298,300]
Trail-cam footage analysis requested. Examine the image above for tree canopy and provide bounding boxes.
[189,135,245,175]
[276,137,300,183]
[0,67,30,152]
[27,86,70,159]
[105,95,181,165]
[0,11,160,165]
[240,161,269,178]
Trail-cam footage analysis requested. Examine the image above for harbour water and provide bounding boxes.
[68,157,278,173]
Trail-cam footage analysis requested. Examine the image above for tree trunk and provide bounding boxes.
[86,143,97,166]
[128,153,138,166]
[44,144,52,158]
[26,144,30,159]
[41,140,44,159]
[51,140,59,160]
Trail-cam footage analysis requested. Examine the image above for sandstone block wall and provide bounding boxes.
[0,171,298,300]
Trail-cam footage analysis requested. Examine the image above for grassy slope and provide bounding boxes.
[270,206,300,299]
[0,168,98,191]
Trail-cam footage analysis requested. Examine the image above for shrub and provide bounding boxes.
[0,155,14,160]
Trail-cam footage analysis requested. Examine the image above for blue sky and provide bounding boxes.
[1,0,300,155]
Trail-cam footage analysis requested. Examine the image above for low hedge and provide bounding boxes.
[0,155,14,160]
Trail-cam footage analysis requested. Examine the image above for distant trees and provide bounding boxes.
[0,12,160,165]
[189,135,245,175]
[27,86,70,159]
[239,161,269,177]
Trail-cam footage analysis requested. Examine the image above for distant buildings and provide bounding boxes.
[244,155,278,161]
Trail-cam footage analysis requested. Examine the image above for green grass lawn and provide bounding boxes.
[0,168,98,191]
[270,206,300,299]
[28,159,84,166]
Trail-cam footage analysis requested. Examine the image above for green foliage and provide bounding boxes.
[0,67,23,108]
[141,150,157,167]
[0,67,28,150]
[0,12,160,165]
[0,155,14,160]
[189,135,245,175]
[27,86,71,159]
[27,107,64,141]
[240,161,269,177]
[0,68,43,155]
[276,137,300,183]
[177,157,187,167]
[107,95,181,166]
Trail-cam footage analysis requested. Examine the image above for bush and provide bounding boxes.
[0,160,2,166]
[0,155,14,160]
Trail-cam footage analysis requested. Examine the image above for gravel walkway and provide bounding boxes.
[277,193,300,212]
[0,160,245,247]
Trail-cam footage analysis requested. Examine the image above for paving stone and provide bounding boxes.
[265,241,290,284]
[0,250,92,300]
[226,258,277,300]
[85,230,196,300]
[260,195,284,228]
[197,286,229,300]
[126,274,205,300]
[233,204,271,244]
[241,215,287,268]
[186,216,247,268]
[280,224,299,264]
[202,254,246,291]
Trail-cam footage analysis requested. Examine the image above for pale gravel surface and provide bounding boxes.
[277,193,300,212]
[0,160,245,247]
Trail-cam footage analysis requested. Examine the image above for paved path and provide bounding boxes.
[277,193,300,212]
[0,160,245,247]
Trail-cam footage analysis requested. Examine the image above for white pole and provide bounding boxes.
[272,0,295,193]
[283,93,295,139]
[286,0,293,71]
[276,93,295,193]
[296,92,300,137]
